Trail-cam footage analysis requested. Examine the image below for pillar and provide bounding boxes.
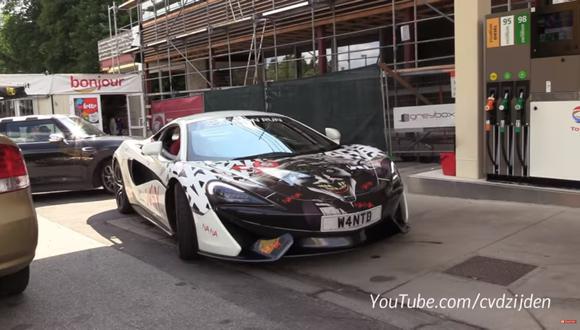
[402,8,414,68]
[379,28,390,64]
[454,0,491,179]
[294,47,303,79]
[316,27,328,74]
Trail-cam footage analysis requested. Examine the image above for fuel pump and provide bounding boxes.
[484,5,580,185]
[484,8,531,181]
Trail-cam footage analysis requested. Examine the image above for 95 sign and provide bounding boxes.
[500,15,515,46]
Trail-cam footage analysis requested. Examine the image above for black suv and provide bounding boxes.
[0,115,127,194]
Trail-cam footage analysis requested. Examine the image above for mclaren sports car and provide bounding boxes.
[113,111,409,262]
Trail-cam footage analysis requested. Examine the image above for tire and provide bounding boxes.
[100,160,116,194]
[116,186,134,214]
[389,199,410,235]
[0,266,30,297]
[114,161,134,215]
[174,185,199,260]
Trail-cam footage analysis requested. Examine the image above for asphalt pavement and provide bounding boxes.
[0,211,396,330]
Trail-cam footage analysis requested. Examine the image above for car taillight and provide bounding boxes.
[0,144,30,193]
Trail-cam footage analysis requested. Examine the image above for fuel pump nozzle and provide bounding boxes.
[484,92,496,132]
[485,94,496,112]
[498,90,513,175]
[485,90,498,174]
[498,91,511,133]
[513,89,528,175]
[514,90,526,133]
[514,90,525,111]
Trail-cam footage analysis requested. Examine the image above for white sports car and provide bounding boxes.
[113,111,409,262]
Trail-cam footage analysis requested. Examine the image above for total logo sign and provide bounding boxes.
[573,106,580,124]
[571,106,580,133]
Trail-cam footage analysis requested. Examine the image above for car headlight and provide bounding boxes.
[207,181,270,206]
[371,158,399,180]
[390,160,400,181]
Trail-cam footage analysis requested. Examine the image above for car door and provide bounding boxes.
[1,119,84,191]
[133,125,181,229]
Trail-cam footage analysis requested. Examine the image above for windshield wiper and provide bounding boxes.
[234,152,293,160]
[297,145,339,156]
[76,135,96,139]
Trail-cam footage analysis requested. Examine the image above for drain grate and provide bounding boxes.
[444,256,537,286]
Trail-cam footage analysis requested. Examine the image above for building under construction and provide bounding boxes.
[99,0,530,154]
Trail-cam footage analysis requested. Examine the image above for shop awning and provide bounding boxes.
[0,74,143,96]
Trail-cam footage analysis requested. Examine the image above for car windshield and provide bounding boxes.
[60,116,106,138]
[186,116,338,161]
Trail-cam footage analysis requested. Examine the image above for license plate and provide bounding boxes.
[321,206,382,232]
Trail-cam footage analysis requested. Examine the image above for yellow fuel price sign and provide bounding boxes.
[486,18,500,48]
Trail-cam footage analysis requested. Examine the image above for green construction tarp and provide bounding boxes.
[204,84,265,112]
[203,66,386,150]
[267,66,386,150]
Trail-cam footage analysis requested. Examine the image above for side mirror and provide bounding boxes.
[325,128,341,145]
[142,141,162,156]
[48,133,65,143]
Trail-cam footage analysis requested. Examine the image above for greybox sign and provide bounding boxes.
[393,104,455,130]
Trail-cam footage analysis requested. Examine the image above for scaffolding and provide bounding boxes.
[104,0,458,100]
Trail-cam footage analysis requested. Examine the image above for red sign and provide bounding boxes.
[150,95,204,131]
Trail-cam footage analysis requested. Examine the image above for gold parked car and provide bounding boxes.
[0,134,38,296]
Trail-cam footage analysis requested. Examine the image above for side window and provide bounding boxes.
[3,120,65,143]
[150,131,161,142]
[160,126,181,159]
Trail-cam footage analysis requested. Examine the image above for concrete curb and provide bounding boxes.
[407,170,580,208]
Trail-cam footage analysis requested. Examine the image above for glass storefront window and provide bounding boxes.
[0,100,16,118]
[0,99,35,118]
[18,99,34,116]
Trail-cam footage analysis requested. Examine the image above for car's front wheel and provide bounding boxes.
[114,161,134,215]
[0,266,30,296]
[388,198,410,235]
[174,185,199,260]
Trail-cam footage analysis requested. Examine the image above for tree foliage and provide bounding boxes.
[0,0,110,73]
[266,55,320,81]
